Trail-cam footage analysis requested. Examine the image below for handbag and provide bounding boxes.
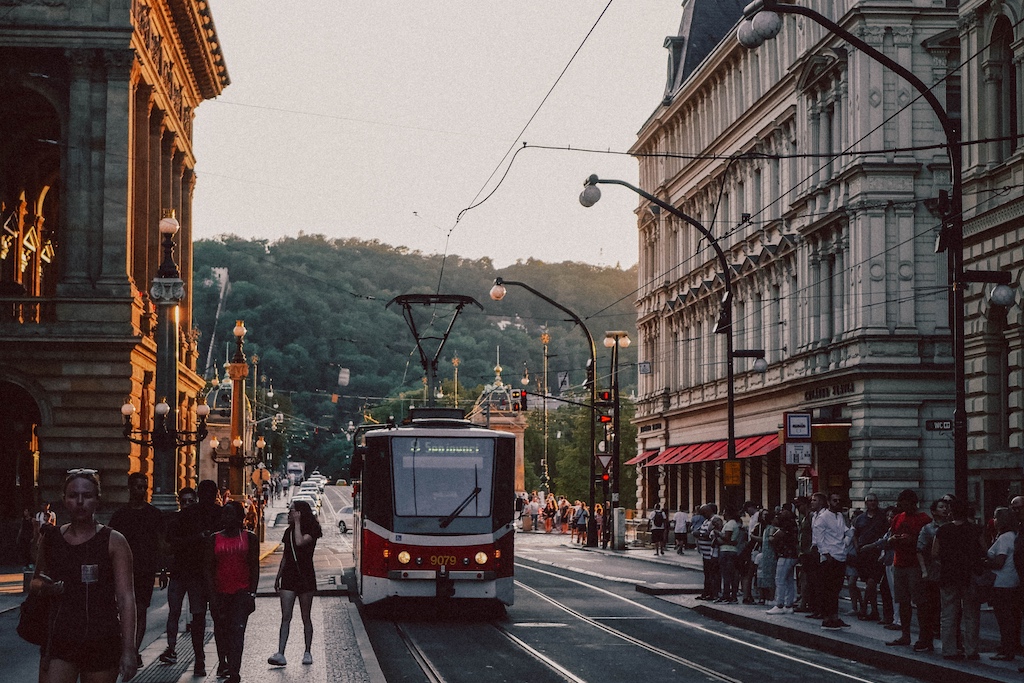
[16,589,57,646]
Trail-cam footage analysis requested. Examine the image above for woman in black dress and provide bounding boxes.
[268,500,322,666]
[32,469,138,683]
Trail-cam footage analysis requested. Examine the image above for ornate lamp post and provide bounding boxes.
[121,211,209,509]
[490,277,600,546]
[604,330,630,549]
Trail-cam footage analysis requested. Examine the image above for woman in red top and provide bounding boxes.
[205,501,259,683]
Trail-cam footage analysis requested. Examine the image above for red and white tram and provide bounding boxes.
[352,408,516,608]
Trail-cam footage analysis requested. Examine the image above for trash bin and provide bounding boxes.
[522,514,532,532]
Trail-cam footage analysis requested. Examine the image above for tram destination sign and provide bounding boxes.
[925,419,952,431]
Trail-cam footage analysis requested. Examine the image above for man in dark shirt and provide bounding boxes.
[853,493,888,620]
[109,472,166,665]
[934,498,985,660]
[159,486,197,664]
[172,479,223,677]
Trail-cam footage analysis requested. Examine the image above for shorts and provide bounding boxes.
[651,528,666,543]
[134,571,156,608]
[49,632,122,672]
[855,555,884,582]
[280,565,316,594]
[892,565,922,606]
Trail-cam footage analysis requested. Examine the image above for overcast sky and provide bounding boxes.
[192,1,685,269]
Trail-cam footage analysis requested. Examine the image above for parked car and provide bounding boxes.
[291,494,319,515]
[268,511,289,528]
[337,505,353,533]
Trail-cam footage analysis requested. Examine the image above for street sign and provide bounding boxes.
[556,371,569,394]
[785,412,812,440]
[638,361,652,375]
[785,442,812,465]
[925,419,952,431]
[723,460,741,486]
[597,455,612,471]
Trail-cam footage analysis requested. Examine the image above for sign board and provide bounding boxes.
[785,412,812,440]
[785,442,812,465]
[337,367,350,386]
[638,361,652,375]
[925,419,952,431]
[556,371,570,394]
[723,460,741,487]
[597,455,612,471]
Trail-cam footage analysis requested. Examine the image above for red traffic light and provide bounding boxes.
[598,413,613,424]
[601,473,610,482]
[598,390,612,402]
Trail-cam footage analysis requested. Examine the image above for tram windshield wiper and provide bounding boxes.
[439,486,481,528]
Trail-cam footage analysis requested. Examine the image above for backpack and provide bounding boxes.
[652,510,665,528]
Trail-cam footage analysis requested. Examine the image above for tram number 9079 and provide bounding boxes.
[430,555,457,566]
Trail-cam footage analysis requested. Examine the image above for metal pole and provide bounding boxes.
[584,178,736,512]
[493,278,599,546]
[749,0,965,499]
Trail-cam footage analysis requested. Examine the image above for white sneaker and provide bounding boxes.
[268,653,287,666]
[302,652,313,665]
[766,606,788,615]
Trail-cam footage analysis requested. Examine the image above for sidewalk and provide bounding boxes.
[578,539,1021,683]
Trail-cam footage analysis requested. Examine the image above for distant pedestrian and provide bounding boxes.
[793,496,819,616]
[649,503,667,555]
[206,501,259,683]
[173,479,224,677]
[17,507,34,569]
[985,507,1020,661]
[269,500,323,667]
[694,505,719,600]
[852,494,887,621]
[109,472,165,666]
[673,506,689,554]
[575,503,589,544]
[914,498,949,652]
[159,487,198,665]
[767,508,799,614]
[717,508,743,603]
[755,509,778,604]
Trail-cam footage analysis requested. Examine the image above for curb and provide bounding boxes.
[689,603,1018,683]
[347,600,387,683]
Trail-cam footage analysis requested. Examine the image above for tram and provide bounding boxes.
[351,407,516,608]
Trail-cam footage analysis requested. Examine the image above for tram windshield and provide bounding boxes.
[391,437,494,518]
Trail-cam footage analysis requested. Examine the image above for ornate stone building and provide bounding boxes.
[628,1,964,514]
[0,0,228,534]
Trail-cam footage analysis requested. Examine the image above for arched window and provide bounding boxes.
[987,16,1017,163]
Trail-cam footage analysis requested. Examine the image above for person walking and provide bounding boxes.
[649,503,667,555]
[206,501,259,683]
[269,500,323,667]
[32,469,138,683]
[886,489,932,648]
[932,497,984,661]
[158,487,197,664]
[173,479,223,677]
[109,472,165,667]
[673,505,689,554]
[812,492,852,629]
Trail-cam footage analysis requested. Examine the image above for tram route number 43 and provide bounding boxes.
[925,419,952,431]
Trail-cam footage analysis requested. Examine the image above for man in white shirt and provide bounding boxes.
[812,492,853,630]
[672,506,690,554]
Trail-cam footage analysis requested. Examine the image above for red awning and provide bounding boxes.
[625,449,659,466]
[639,434,779,466]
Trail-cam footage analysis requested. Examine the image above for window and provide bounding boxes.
[391,437,494,517]
[988,16,1018,162]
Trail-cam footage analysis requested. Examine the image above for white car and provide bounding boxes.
[291,494,319,515]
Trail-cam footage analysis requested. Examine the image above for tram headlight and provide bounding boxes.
[397,551,411,564]
[474,551,488,565]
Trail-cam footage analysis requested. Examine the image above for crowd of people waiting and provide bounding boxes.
[516,492,616,546]
[24,470,320,683]
[672,490,1023,669]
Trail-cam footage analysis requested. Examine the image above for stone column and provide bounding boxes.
[59,49,95,291]
[98,49,135,295]
[147,109,165,281]
[983,62,1002,165]
[131,83,153,293]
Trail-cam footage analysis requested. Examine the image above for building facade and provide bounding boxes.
[629,1,968,514]
[0,0,228,535]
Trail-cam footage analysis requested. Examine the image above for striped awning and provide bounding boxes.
[625,449,660,466]
[640,433,779,466]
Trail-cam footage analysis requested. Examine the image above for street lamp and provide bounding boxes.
[490,277,600,546]
[121,211,209,508]
[604,330,630,550]
[582,175,752,511]
[737,0,1016,501]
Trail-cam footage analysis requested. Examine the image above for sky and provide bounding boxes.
[192,1,687,270]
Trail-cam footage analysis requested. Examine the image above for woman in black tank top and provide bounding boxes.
[31,470,139,682]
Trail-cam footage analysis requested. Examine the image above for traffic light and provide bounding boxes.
[596,390,614,408]
[598,410,612,424]
[510,389,528,412]
[601,472,610,482]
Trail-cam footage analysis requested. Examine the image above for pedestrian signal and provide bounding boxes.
[510,389,527,411]
[598,411,613,424]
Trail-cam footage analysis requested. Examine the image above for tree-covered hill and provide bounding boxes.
[192,234,639,481]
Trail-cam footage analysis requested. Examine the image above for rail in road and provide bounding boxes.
[363,545,913,683]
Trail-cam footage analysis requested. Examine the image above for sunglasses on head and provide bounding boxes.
[67,468,98,475]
